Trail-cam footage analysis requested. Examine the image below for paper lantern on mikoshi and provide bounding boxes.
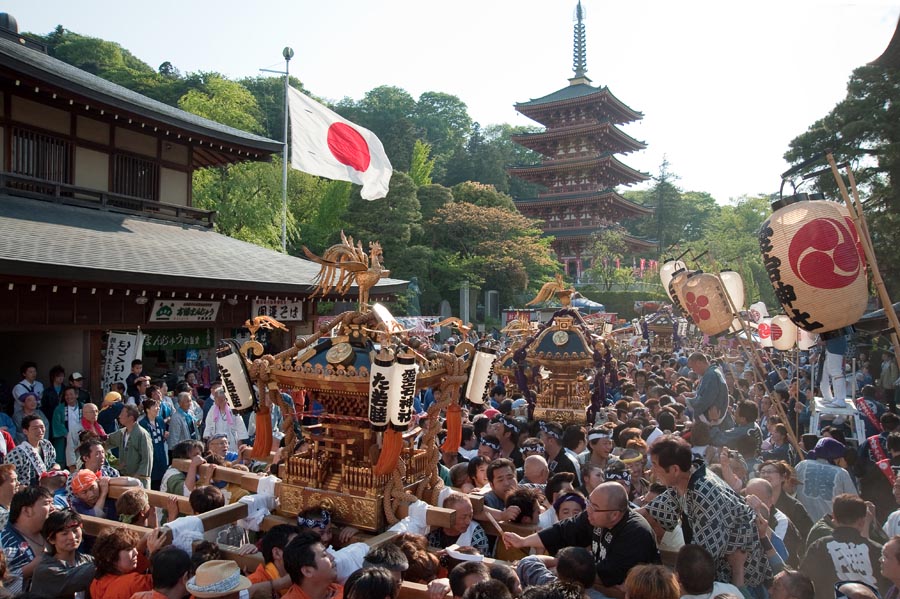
[679,272,734,336]
[668,268,693,315]
[368,350,394,432]
[389,352,418,431]
[771,315,798,351]
[660,260,687,301]
[758,317,774,348]
[719,270,746,332]
[464,345,498,405]
[758,193,868,333]
[798,328,817,351]
[215,339,258,412]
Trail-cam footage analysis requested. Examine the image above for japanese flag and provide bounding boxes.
[288,86,392,200]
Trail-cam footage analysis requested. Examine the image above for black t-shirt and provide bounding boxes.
[537,509,660,586]
[548,448,578,476]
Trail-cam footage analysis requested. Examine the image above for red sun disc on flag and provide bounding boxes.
[327,123,371,172]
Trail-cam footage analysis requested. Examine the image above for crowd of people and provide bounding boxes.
[0,334,898,599]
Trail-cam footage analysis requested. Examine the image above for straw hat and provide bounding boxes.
[186,561,251,598]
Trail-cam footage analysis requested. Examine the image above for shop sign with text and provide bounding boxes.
[150,300,220,322]
[251,299,304,321]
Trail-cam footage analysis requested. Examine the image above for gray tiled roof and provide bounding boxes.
[0,36,282,153]
[0,194,408,296]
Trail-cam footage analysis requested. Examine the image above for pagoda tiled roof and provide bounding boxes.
[514,189,653,216]
[515,84,642,126]
[508,154,650,186]
[511,121,646,156]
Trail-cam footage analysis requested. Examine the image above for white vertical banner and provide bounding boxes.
[101,332,140,395]
[135,327,144,361]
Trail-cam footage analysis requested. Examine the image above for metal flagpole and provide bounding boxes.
[261,47,294,254]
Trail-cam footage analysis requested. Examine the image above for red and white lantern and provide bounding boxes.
[679,272,733,336]
[758,317,773,348]
[758,194,867,333]
[669,268,693,316]
[771,315,798,351]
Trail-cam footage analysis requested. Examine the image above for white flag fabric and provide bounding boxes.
[288,86,392,200]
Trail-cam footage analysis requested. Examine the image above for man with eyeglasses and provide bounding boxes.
[502,482,659,599]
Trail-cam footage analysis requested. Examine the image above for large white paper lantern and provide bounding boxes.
[660,260,687,301]
[758,194,867,333]
[758,317,773,348]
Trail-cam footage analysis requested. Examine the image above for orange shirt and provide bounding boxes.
[90,572,153,599]
[249,562,291,596]
[282,582,344,599]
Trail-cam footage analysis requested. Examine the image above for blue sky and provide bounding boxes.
[8,0,899,203]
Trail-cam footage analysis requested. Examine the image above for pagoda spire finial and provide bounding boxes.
[569,1,592,85]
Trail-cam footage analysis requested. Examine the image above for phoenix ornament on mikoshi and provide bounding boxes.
[527,273,576,307]
[302,231,390,312]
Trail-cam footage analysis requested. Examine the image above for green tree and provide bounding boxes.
[343,171,422,265]
[240,75,306,142]
[584,227,637,291]
[413,91,472,179]
[697,194,776,307]
[295,180,352,254]
[178,75,263,134]
[427,201,557,297]
[450,181,517,212]
[408,140,435,187]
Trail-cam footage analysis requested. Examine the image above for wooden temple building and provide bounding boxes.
[508,1,654,281]
[0,16,405,398]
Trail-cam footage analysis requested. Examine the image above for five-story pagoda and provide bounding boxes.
[509,1,654,281]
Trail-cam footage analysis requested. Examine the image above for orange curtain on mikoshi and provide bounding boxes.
[441,404,462,452]
[251,398,272,459]
[758,195,867,333]
[677,272,733,336]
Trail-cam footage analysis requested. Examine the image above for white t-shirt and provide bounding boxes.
[681,581,743,599]
[884,508,900,538]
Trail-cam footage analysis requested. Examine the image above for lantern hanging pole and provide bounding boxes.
[711,262,804,458]
[825,153,900,369]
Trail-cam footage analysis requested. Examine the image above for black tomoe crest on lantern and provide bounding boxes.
[758,193,867,333]
[368,353,393,432]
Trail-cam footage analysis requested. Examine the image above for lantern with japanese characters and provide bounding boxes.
[758,194,867,333]
[660,260,687,301]
[464,345,497,405]
[771,315,798,351]
[679,272,734,336]
[389,351,418,431]
[368,350,394,432]
[758,317,773,348]
[668,268,693,315]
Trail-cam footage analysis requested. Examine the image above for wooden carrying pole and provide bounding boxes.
[713,270,804,458]
[826,153,900,368]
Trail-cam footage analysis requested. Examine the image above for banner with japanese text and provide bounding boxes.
[101,331,142,394]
